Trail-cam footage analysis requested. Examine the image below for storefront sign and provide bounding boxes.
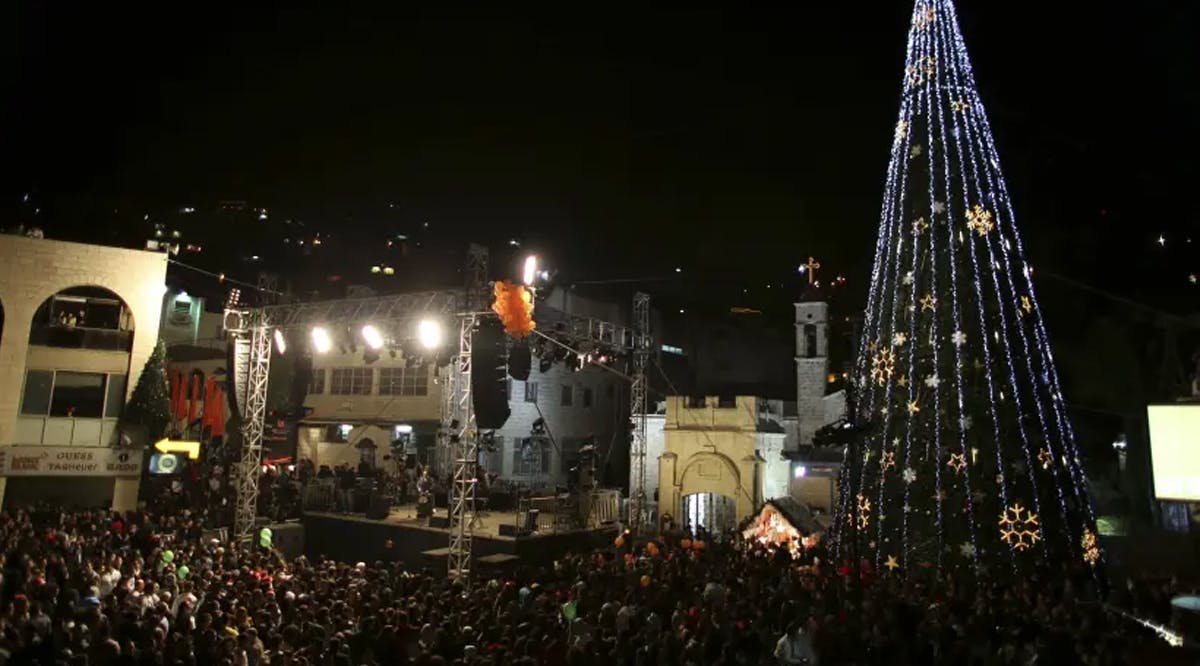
[0,446,144,477]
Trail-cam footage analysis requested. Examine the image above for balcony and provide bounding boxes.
[14,416,120,447]
[29,325,134,352]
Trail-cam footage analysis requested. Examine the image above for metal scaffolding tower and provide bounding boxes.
[627,292,651,533]
[225,309,272,544]
[445,244,488,581]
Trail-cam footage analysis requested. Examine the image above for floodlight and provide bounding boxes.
[417,319,442,349]
[273,329,287,355]
[362,324,385,350]
[311,326,333,354]
[523,255,538,286]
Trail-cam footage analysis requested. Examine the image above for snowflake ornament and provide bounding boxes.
[902,467,917,484]
[871,346,897,386]
[965,204,995,236]
[910,144,923,158]
[924,374,941,389]
[959,542,976,558]
[1081,529,1100,566]
[931,200,946,215]
[998,503,1041,552]
[951,331,967,346]
[893,331,908,346]
[902,271,914,285]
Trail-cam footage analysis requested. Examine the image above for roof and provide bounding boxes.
[762,497,822,534]
[797,282,825,303]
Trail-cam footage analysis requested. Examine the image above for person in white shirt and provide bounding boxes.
[774,622,818,665]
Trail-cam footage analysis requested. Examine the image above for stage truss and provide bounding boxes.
[222,259,651,577]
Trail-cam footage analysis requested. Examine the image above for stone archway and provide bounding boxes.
[659,450,759,533]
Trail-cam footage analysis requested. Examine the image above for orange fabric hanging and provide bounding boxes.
[203,377,218,431]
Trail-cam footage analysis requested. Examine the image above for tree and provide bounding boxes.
[833,0,1099,576]
[121,341,172,446]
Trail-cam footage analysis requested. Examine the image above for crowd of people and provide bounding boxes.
[0,499,1189,665]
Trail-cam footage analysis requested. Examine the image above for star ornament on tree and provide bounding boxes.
[1037,448,1053,470]
[882,450,897,471]
[951,98,970,113]
[1020,295,1033,315]
[907,400,921,415]
[920,294,937,312]
[884,555,901,572]
[912,217,930,235]
[947,453,967,474]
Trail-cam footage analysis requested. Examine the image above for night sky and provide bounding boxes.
[5,2,1198,317]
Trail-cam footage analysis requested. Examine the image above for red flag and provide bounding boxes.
[188,374,200,426]
[203,377,218,431]
[170,373,180,420]
[174,373,189,421]
[210,388,226,438]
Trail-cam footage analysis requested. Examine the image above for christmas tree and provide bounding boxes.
[833,0,1099,575]
[120,341,172,446]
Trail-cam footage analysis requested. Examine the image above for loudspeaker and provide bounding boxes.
[366,493,391,520]
[498,523,522,537]
[428,516,450,529]
[471,318,511,429]
[507,342,531,381]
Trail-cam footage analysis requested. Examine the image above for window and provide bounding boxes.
[325,424,352,443]
[506,378,513,400]
[804,324,818,358]
[309,369,326,394]
[582,387,594,408]
[49,372,106,418]
[21,370,53,416]
[330,368,373,395]
[104,374,127,418]
[560,437,582,473]
[524,382,538,403]
[686,396,707,408]
[22,371,126,418]
[717,395,737,408]
[512,437,551,476]
[561,385,573,407]
[379,367,429,396]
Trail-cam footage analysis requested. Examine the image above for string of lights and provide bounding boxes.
[835,0,1099,577]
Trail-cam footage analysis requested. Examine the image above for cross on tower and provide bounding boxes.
[801,256,821,285]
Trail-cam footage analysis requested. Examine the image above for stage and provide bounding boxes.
[301,504,617,571]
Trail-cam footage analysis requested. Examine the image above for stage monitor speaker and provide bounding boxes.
[428,516,450,529]
[498,523,521,537]
[366,493,391,519]
[471,318,511,430]
[507,342,531,381]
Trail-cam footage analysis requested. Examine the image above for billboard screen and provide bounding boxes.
[1147,404,1200,501]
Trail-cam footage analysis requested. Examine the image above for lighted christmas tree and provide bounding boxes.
[833,0,1100,575]
[120,341,172,446]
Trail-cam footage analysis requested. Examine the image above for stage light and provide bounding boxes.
[273,329,287,355]
[418,319,443,349]
[371,265,381,274]
[362,324,385,350]
[311,326,333,354]
[523,255,539,286]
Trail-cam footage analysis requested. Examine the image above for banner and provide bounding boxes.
[0,447,144,477]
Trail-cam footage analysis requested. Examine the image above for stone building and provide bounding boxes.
[0,235,166,509]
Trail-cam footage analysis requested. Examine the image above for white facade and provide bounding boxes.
[0,236,167,510]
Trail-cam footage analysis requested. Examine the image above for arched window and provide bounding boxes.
[29,286,134,352]
[803,324,818,358]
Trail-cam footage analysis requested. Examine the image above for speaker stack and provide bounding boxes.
[471,318,511,430]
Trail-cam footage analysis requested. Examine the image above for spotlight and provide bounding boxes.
[362,324,385,350]
[371,265,381,274]
[311,326,332,354]
[273,329,287,355]
[522,255,538,286]
[417,319,442,349]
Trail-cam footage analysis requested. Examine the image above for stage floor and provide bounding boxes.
[307,504,560,541]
